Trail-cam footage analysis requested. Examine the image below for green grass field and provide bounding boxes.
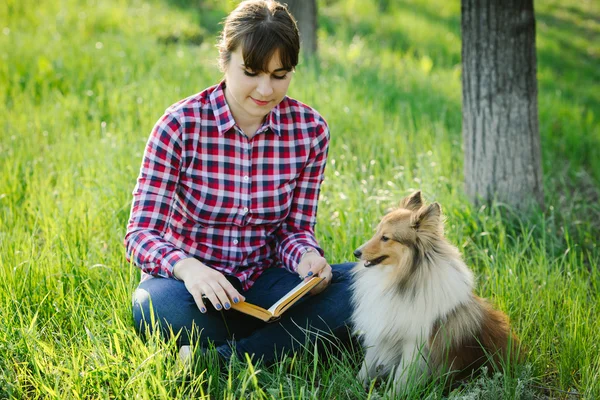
[1,0,599,398]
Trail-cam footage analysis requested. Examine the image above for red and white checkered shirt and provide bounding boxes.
[125,81,329,290]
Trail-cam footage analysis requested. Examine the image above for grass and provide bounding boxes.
[0,0,599,398]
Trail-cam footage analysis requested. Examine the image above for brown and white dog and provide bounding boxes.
[351,191,519,391]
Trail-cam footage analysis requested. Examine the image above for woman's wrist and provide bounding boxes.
[300,247,319,261]
[173,257,205,281]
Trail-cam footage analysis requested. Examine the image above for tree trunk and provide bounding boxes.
[461,0,544,210]
[285,0,318,57]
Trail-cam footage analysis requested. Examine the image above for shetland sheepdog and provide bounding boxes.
[351,191,519,391]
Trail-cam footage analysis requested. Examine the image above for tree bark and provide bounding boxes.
[285,0,318,57]
[462,0,544,210]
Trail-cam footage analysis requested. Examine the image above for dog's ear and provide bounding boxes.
[413,202,442,231]
[399,191,423,211]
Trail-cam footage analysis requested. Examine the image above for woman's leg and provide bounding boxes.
[132,276,261,348]
[216,262,356,364]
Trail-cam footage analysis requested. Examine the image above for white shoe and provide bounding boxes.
[177,345,193,370]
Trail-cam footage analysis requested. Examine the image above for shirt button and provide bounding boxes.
[233,239,239,245]
[243,176,249,181]
[243,207,249,213]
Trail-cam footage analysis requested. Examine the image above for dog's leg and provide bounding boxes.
[358,347,381,389]
[392,341,429,392]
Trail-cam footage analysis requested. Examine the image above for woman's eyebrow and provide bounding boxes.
[240,63,290,73]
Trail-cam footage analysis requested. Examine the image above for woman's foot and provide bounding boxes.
[177,344,228,374]
[177,345,193,370]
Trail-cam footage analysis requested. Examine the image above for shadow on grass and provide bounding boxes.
[153,0,227,46]
[536,10,600,109]
[162,0,227,37]
[535,4,600,183]
[318,3,463,130]
[320,2,461,68]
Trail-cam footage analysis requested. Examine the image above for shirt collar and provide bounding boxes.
[209,80,282,137]
[261,100,281,137]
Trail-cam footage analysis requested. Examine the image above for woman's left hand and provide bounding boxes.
[297,252,333,295]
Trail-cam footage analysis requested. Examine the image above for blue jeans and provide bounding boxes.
[132,263,355,364]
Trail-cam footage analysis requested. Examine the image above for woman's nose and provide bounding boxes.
[256,76,273,97]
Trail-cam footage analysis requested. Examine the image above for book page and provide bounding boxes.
[267,276,323,315]
[231,301,273,322]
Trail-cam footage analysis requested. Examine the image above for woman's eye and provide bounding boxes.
[381,236,389,242]
[273,74,287,80]
[244,70,258,77]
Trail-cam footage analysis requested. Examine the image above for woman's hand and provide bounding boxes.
[173,258,245,313]
[296,251,332,296]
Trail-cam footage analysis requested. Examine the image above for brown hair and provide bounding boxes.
[217,0,300,73]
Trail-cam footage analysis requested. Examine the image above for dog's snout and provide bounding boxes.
[353,249,362,259]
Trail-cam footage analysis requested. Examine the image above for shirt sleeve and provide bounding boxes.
[275,119,330,273]
[124,112,189,278]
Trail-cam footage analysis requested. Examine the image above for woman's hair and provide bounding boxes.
[217,0,300,73]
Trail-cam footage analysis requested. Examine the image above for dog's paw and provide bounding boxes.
[357,366,371,390]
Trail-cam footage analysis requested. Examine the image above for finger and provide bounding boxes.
[304,258,327,281]
[323,270,333,285]
[316,264,332,278]
[201,286,223,311]
[193,294,207,313]
[208,282,234,310]
[219,279,245,305]
[320,268,333,285]
[187,283,207,313]
[313,266,333,292]
[310,277,330,295]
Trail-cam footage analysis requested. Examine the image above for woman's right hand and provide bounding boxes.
[173,258,245,313]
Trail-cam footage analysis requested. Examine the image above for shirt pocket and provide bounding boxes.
[178,167,239,226]
[250,176,296,225]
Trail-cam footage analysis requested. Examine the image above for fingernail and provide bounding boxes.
[225,302,231,309]
[201,307,206,313]
[307,271,313,276]
[233,297,239,304]
[216,304,222,310]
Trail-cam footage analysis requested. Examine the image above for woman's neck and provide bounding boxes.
[224,86,266,138]
[238,123,261,138]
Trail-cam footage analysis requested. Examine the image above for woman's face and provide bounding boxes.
[224,47,293,125]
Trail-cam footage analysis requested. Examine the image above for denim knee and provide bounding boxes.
[132,286,157,338]
[130,277,233,346]
[131,278,186,339]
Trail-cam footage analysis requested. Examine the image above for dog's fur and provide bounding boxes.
[351,191,519,391]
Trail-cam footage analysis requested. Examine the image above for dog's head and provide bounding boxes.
[353,191,444,269]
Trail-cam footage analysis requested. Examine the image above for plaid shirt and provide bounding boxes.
[125,81,329,290]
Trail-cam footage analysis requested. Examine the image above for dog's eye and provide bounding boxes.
[381,235,390,242]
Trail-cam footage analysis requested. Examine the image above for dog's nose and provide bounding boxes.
[353,249,362,259]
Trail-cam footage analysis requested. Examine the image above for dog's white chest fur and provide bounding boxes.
[351,261,473,357]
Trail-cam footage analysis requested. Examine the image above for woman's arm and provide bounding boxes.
[124,112,189,278]
[125,112,244,309]
[275,119,330,273]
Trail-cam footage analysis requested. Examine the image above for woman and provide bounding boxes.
[126,0,354,367]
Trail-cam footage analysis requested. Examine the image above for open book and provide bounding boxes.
[231,276,324,322]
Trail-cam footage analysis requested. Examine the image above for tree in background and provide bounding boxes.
[461,0,544,210]
[285,0,318,57]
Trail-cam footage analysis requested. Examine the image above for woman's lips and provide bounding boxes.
[251,97,270,106]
